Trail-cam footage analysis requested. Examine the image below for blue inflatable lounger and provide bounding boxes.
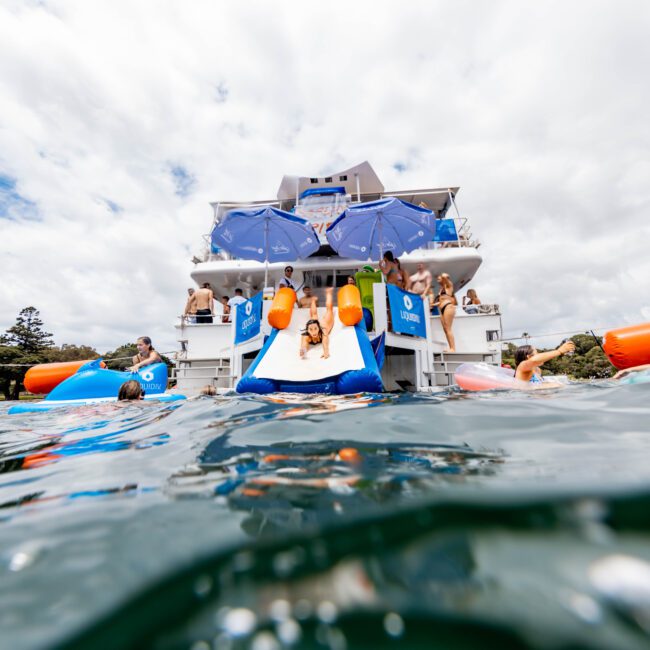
[237,293,383,395]
[9,360,185,414]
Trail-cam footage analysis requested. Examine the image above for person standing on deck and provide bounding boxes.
[194,283,215,324]
[183,288,197,323]
[410,263,432,299]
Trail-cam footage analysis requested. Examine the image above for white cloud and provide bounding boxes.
[0,0,649,353]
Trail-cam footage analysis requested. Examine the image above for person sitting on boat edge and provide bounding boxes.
[463,288,481,314]
[299,287,334,360]
[118,380,143,400]
[514,341,575,384]
[127,336,162,373]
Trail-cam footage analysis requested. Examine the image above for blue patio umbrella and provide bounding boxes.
[326,197,436,262]
[211,206,320,287]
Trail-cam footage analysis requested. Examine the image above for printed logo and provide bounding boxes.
[332,225,344,242]
[221,228,233,243]
[271,242,290,254]
[418,230,424,237]
[245,300,253,316]
[403,294,413,311]
[141,370,154,382]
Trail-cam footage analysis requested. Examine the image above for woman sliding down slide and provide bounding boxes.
[300,288,334,360]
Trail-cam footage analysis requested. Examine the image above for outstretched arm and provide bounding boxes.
[299,335,308,358]
[518,342,575,372]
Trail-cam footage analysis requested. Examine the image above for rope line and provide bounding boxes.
[499,325,615,343]
[0,351,178,369]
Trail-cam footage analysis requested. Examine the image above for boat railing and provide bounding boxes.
[177,314,232,327]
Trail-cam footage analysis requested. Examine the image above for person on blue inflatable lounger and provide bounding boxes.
[515,341,575,384]
[300,287,334,360]
[127,336,162,373]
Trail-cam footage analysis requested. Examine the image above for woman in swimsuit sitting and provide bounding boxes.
[300,288,334,360]
[514,341,575,384]
[433,273,457,352]
[127,336,162,373]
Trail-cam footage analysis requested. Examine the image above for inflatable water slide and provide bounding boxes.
[9,359,184,414]
[237,286,384,395]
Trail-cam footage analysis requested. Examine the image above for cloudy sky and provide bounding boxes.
[1,0,649,353]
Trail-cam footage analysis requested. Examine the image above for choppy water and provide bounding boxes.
[2,382,650,649]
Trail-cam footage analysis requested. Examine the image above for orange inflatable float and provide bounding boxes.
[337,285,363,326]
[24,359,106,395]
[602,322,650,370]
[268,287,296,329]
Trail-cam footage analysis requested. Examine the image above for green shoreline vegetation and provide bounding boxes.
[0,307,171,401]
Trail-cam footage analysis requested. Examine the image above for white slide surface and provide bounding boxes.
[253,307,364,382]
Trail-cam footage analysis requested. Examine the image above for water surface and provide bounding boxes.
[1,382,650,649]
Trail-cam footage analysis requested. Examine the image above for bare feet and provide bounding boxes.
[325,287,334,296]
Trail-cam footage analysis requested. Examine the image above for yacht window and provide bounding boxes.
[310,178,318,183]
[339,175,347,181]
[325,177,332,183]
[486,330,499,342]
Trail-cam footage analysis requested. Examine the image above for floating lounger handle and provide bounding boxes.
[338,285,363,326]
[268,288,296,330]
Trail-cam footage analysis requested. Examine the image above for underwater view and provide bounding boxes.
[2,382,650,650]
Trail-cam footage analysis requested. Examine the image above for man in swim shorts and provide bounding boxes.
[194,283,214,324]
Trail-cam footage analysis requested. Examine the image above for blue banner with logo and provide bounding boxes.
[234,292,263,344]
[387,284,427,338]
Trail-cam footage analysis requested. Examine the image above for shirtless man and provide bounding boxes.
[194,282,214,324]
[409,263,432,298]
[298,286,319,309]
[183,288,197,323]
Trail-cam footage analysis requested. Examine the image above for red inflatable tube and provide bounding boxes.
[602,322,650,370]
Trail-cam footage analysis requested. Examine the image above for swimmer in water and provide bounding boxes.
[118,380,143,401]
[300,287,334,360]
[514,341,575,384]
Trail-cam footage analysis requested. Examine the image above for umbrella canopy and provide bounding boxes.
[326,197,436,260]
[211,206,320,263]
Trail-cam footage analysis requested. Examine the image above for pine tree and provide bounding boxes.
[1,307,54,353]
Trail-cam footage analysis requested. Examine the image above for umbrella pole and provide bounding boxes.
[378,218,385,283]
[264,217,269,290]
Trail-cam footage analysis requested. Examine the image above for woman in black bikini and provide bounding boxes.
[127,336,162,373]
[299,288,334,359]
[433,273,457,352]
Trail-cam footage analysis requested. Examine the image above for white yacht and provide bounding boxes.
[174,161,502,393]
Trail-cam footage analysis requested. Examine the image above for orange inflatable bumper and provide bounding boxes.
[268,287,296,330]
[24,359,106,394]
[602,322,650,370]
[337,285,363,326]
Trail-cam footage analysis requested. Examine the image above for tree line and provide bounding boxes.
[0,307,170,400]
